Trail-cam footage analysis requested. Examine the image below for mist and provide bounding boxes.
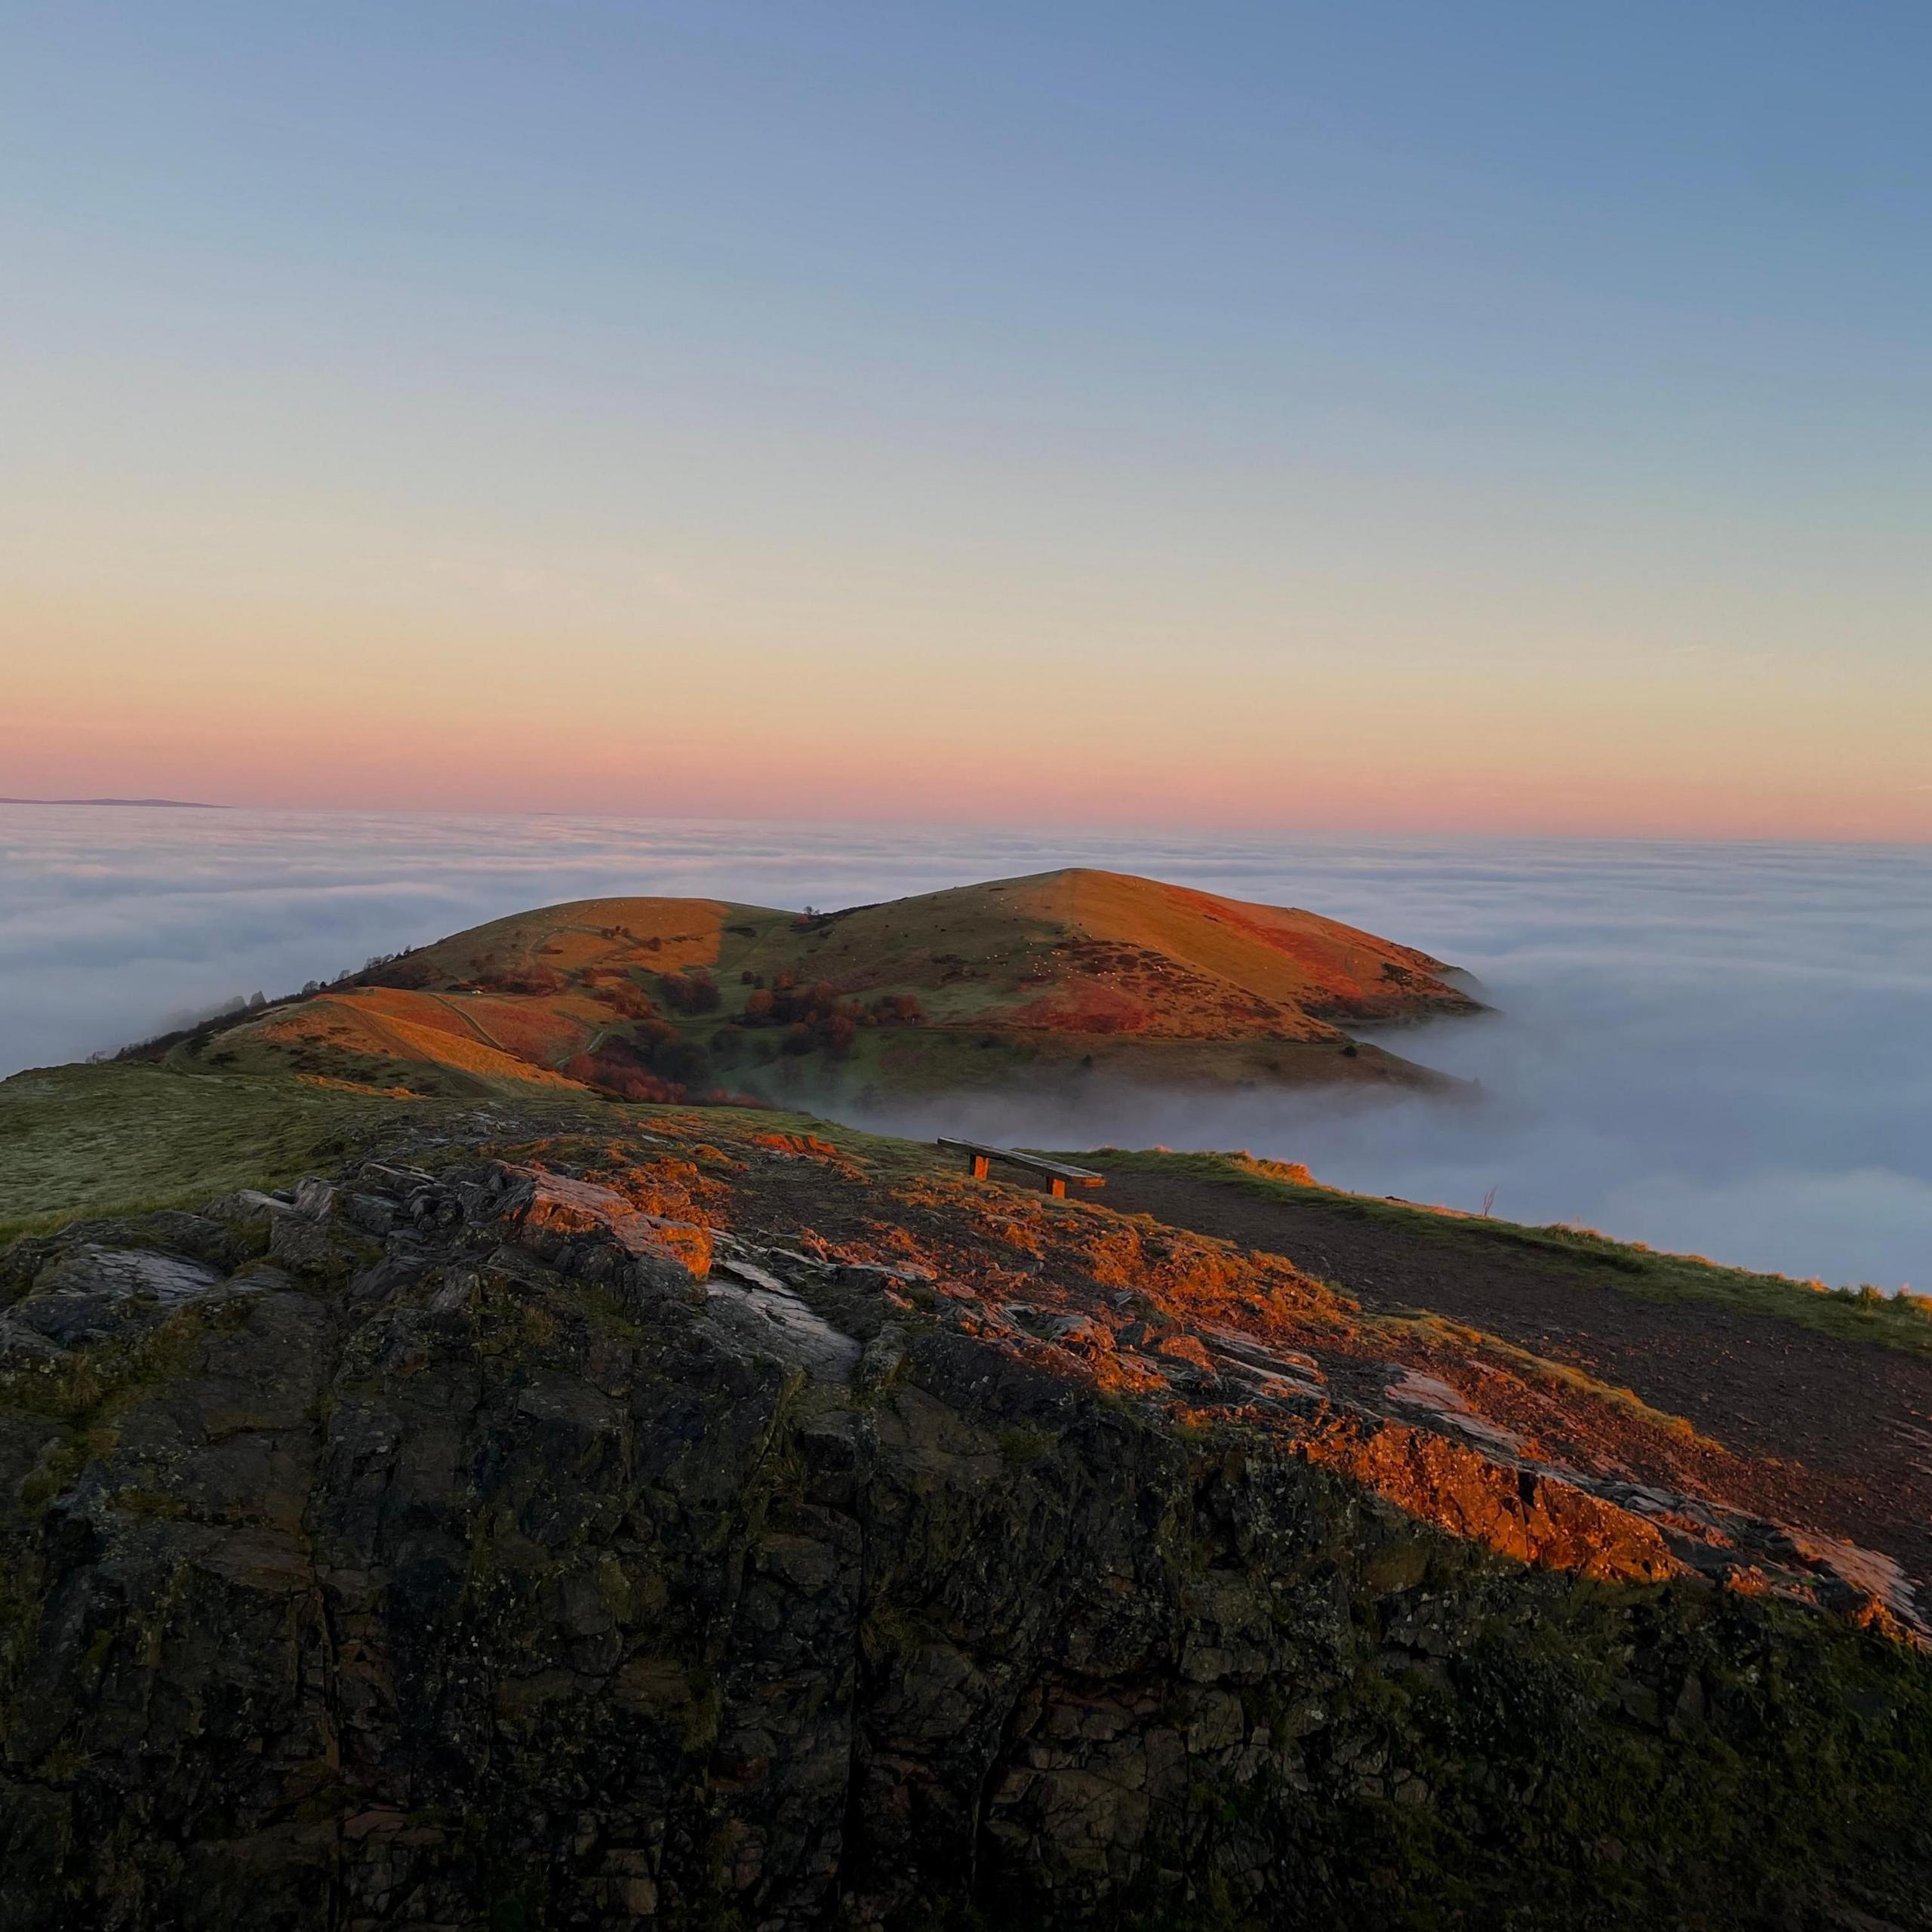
[835,840,1932,1291]
[2,805,1927,1290]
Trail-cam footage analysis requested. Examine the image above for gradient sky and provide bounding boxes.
[3,2,1929,835]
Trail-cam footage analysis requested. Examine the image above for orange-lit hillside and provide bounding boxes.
[192,872,1479,1101]
[245,988,594,1092]
[800,869,1478,1038]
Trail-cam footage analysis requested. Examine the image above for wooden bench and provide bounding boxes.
[937,1138,1105,1198]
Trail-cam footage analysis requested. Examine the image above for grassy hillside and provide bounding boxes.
[11,1060,1922,1363]
[173,868,1478,1106]
[0,1059,918,1244]
[0,1062,411,1242]
[1079,1146,1932,1359]
[795,869,1478,1035]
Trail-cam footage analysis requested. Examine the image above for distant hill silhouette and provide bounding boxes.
[0,796,224,808]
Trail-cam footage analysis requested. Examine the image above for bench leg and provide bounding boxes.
[1049,1177,1066,1198]
[970,1154,989,1179]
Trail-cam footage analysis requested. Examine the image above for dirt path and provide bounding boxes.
[1091,1164,1932,1586]
[427,992,507,1053]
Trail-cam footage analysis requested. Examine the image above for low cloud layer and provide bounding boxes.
[3,806,1927,1289]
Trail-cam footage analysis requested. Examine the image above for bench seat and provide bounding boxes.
[937,1137,1105,1198]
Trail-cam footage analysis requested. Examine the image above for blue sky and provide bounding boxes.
[3,2,1929,831]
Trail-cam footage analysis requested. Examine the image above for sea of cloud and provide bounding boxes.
[3,805,1927,1290]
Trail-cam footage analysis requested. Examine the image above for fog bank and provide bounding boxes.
[2,805,1927,1289]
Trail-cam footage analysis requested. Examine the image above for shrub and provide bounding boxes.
[478,965,566,996]
[564,1020,716,1100]
[586,974,658,1021]
[562,1052,682,1104]
[659,971,721,1016]
[734,980,924,1056]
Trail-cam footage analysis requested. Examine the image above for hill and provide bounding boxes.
[0,796,223,808]
[0,1070,1929,1927]
[178,868,1479,1104]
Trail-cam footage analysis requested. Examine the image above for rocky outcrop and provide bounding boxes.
[1,1157,1929,1929]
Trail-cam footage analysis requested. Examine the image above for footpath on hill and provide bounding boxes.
[1087,1161,1932,1586]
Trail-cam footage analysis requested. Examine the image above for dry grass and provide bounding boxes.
[801,867,1477,1037]
[246,993,589,1091]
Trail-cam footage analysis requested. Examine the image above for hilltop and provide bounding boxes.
[172,867,1479,1104]
[1,1070,1930,1928]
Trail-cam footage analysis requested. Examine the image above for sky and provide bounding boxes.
[2,2,1930,835]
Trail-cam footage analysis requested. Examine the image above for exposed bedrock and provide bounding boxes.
[0,1161,1927,1929]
